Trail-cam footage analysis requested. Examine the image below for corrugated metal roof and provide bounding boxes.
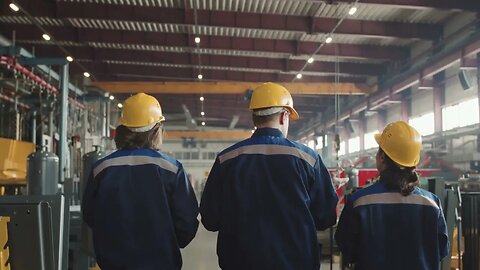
[57,0,180,7]
[57,0,462,24]
[0,16,63,26]
[16,39,384,64]
[69,18,305,40]
[16,40,84,47]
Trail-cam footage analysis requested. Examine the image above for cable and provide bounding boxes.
[292,0,360,82]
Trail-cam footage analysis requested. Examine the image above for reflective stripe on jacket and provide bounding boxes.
[82,148,199,270]
[200,128,338,270]
[335,181,449,270]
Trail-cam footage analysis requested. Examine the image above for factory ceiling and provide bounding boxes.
[0,0,477,135]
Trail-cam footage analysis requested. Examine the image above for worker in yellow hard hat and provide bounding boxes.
[82,93,199,270]
[335,121,449,270]
[200,82,338,269]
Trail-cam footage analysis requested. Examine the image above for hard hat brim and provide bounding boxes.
[288,107,299,121]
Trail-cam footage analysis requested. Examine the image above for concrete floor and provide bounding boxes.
[181,225,340,270]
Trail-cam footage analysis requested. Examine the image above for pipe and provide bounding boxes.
[0,93,30,109]
[58,63,69,184]
[0,36,84,96]
[0,56,85,110]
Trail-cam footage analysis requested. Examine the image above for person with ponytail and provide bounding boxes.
[82,93,198,270]
[335,121,449,270]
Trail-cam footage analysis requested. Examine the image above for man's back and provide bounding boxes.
[200,128,338,270]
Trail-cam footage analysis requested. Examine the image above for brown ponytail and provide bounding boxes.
[378,148,419,196]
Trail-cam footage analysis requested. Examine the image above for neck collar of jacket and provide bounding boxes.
[252,127,284,138]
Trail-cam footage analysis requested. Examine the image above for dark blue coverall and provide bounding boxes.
[200,127,339,270]
[335,181,449,270]
[82,148,199,270]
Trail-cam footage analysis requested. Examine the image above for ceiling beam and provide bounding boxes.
[2,24,408,61]
[91,82,370,95]
[3,2,444,40]
[70,62,368,83]
[27,45,384,76]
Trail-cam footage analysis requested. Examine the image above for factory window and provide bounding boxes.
[191,152,199,160]
[202,152,208,160]
[307,139,315,150]
[348,137,360,153]
[409,112,434,136]
[316,135,327,150]
[208,152,217,160]
[364,131,378,150]
[442,98,479,131]
[337,141,346,156]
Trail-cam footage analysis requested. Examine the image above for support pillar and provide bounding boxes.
[31,110,37,145]
[58,63,69,184]
[433,72,445,133]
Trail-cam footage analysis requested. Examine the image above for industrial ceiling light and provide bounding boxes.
[348,6,358,15]
[325,36,333,44]
[200,111,205,116]
[66,56,73,62]
[83,72,90,78]
[9,3,19,12]
[42,34,51,41]
[195,37,201,44]
[117,103,123,108]
[199,96,204,101]
[201,121,205,126]
[307,57,314,64]
[109,95,115,100]
[197,74,203,80]
[296,73,303,79]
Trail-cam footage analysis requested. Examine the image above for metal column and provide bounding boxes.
[31,110,36,145]
[59,63,69,184]
[433,72,445,133]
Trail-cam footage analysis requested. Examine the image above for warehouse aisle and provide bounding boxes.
[181,225,340,270]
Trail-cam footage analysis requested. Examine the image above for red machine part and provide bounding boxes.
[0,56,85,110]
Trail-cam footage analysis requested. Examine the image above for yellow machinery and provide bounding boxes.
[0,138,35,186]
[0,216,11,270]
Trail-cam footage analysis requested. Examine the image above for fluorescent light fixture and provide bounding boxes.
[326,36,333,44]
[199,96,204,101]
[9,3,19,12]
[200,111,205,116]
[197,74,203,80]
[117,103,123,108]
[201,121,206,126]
[348,6,358,15]
[66,56,73,62]
[296,73,303,79]
[109,95,115,100]
[307,57,314,64]
[42,34,51,41]
[195,37,201,44]
[83,72,90,78]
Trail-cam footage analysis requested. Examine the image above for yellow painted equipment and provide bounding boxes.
[0,138,35,185]
[0,216,11,270]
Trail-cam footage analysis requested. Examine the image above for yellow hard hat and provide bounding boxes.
[248,82,299,121]
[374,121,422,167]
[119,93,165,130]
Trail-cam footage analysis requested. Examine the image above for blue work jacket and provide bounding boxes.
[82,148,199,270]
[335,181,449,270]
[200,128,338,270]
